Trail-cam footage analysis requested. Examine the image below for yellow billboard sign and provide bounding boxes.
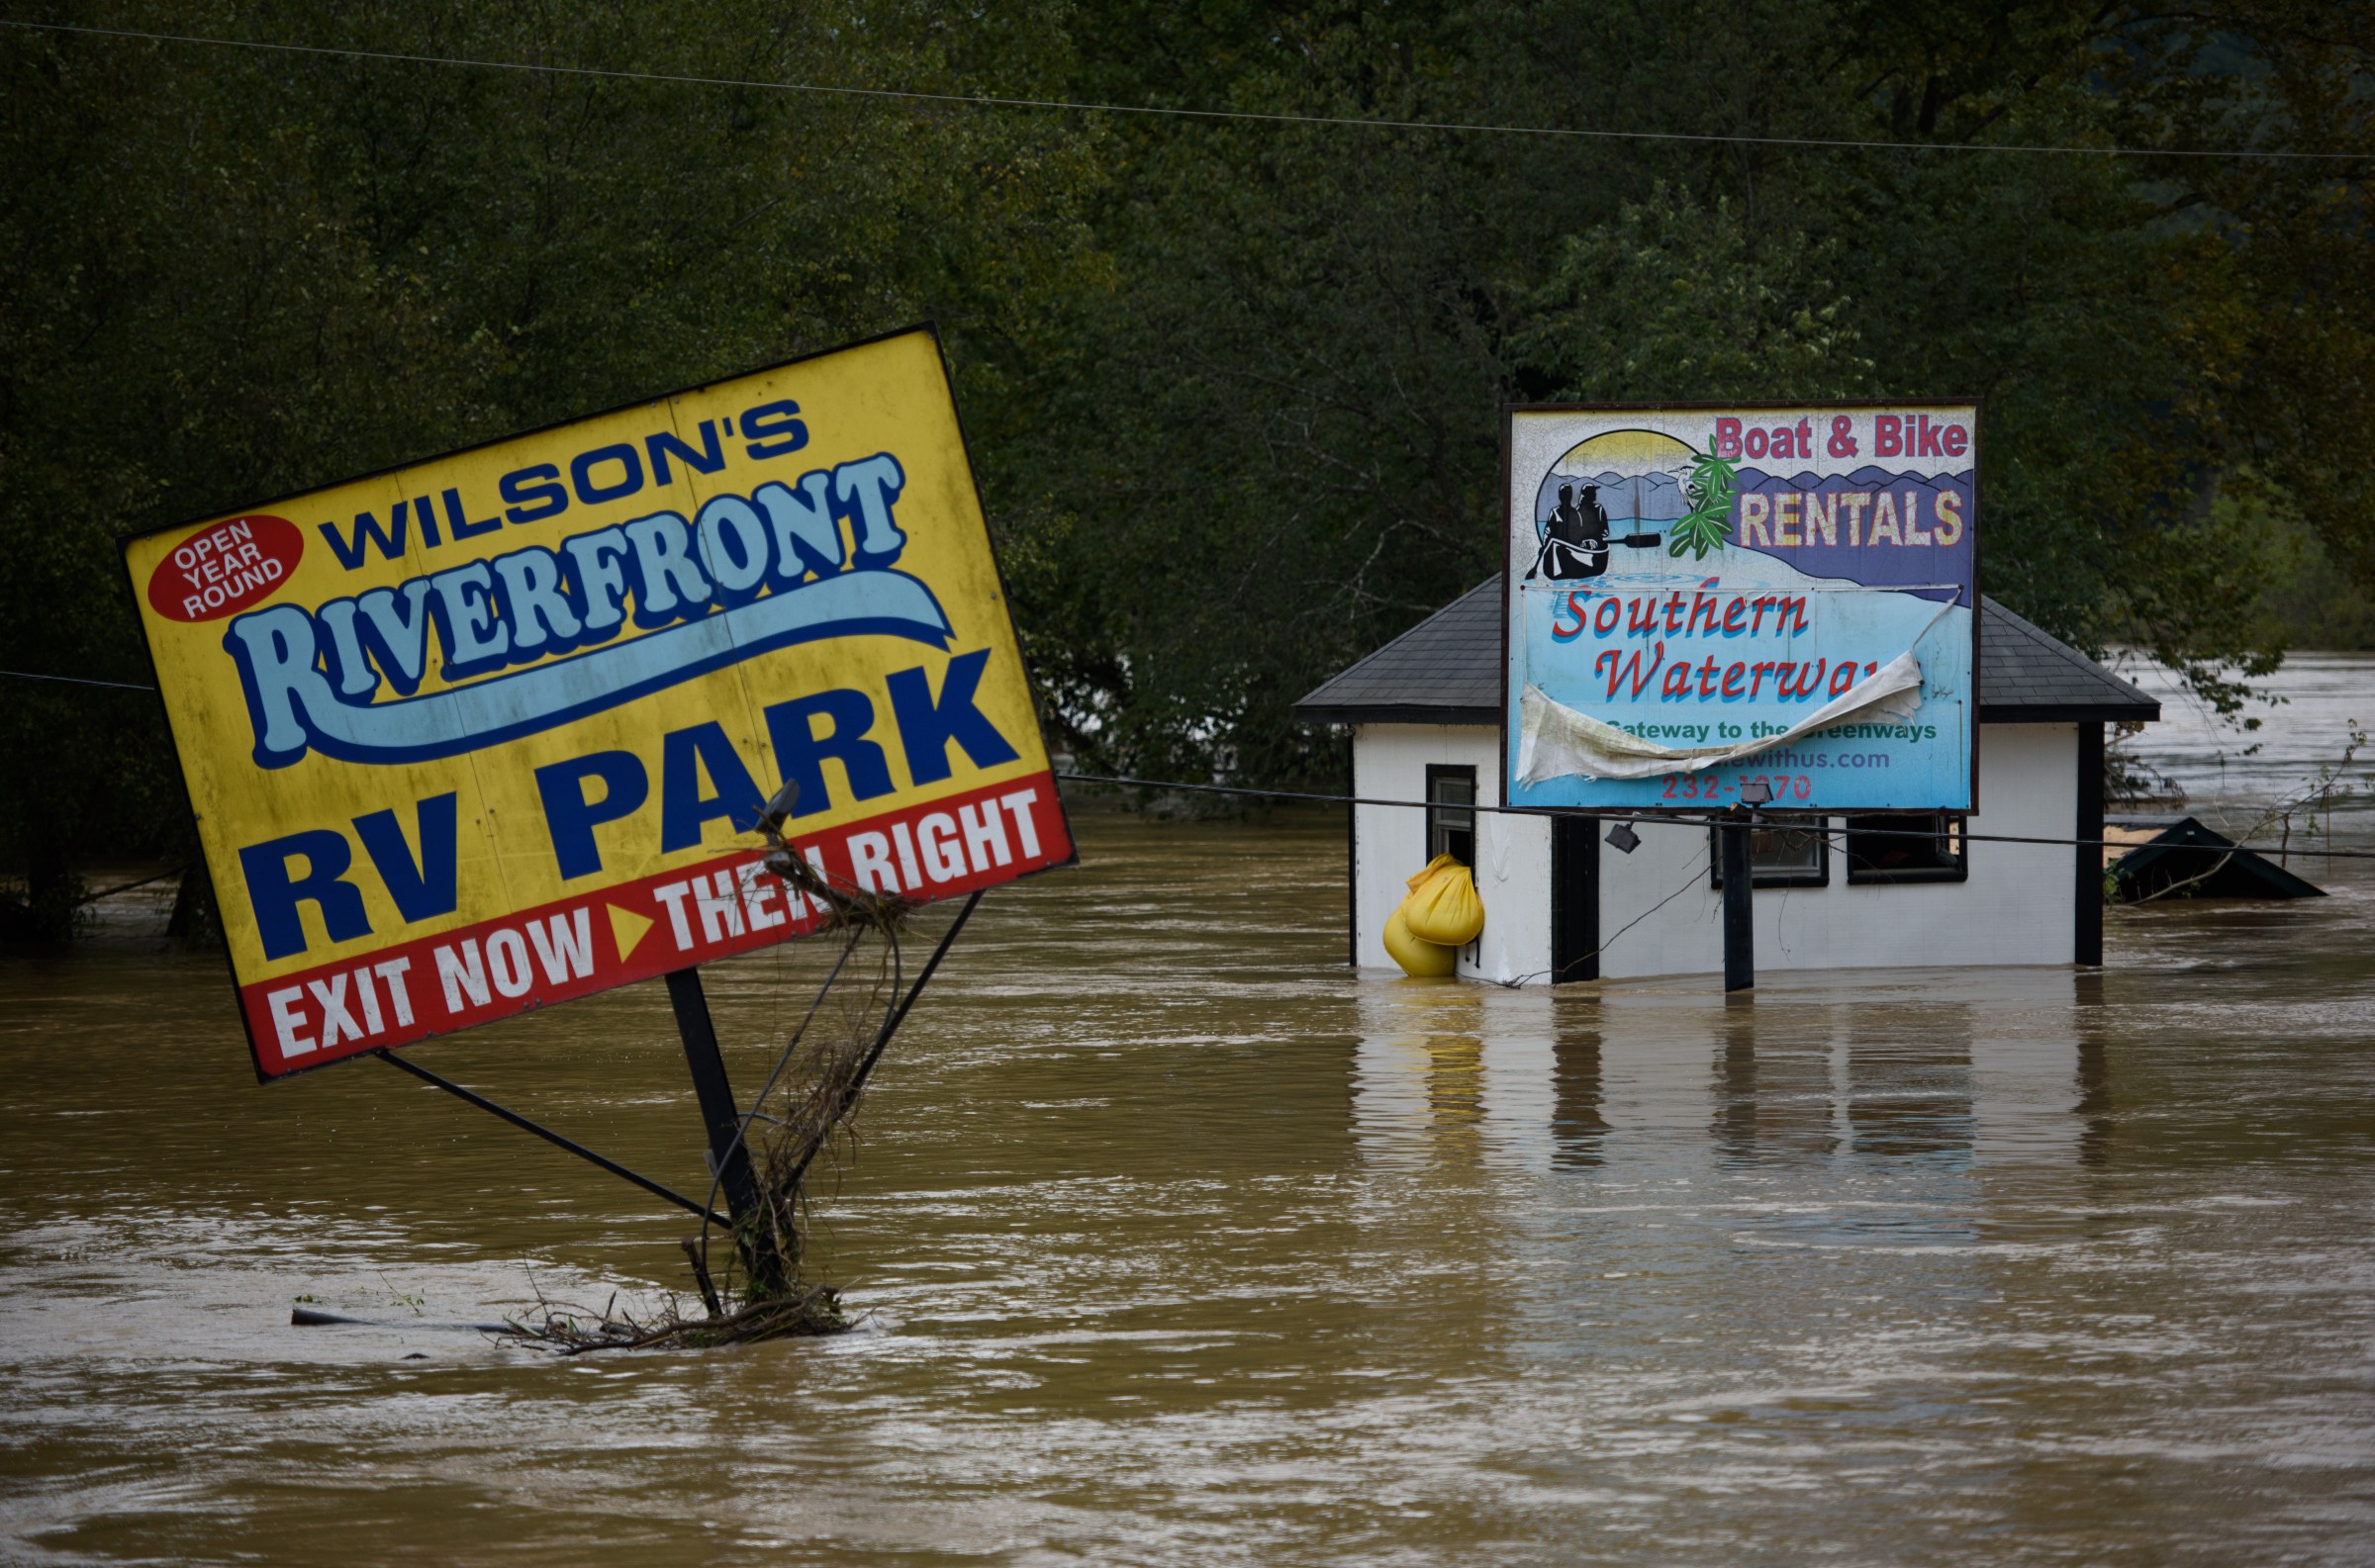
[125,327,1073,1080]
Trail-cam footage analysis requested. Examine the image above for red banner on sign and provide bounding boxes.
[239,773,1069,1079]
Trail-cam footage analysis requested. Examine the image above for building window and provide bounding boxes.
[1845,813,1968,884]
[1426,766,1476,865]
[1708,822,1830,888]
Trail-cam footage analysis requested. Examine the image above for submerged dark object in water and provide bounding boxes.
[2107,816,2327,902]
[291,1306,517,1333]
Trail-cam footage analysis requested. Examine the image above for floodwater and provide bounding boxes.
[4,665,2373,1564]
[2119,650,2375,850]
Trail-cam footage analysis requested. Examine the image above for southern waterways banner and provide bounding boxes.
[126,327,1073,1079]
[1503,405,1978,813]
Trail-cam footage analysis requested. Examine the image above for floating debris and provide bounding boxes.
[2107,815,2327,902]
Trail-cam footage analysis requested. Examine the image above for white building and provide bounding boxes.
[1295,583,2159,984]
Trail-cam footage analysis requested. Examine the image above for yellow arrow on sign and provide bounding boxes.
[607,903,654,962]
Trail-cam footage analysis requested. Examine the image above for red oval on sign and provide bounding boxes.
[147,514,305,622]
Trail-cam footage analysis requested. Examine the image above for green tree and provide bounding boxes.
[0,0,1101,937]
[1019,0,2368,776]
[3,0,2368,936]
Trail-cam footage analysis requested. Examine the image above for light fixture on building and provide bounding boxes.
[1604,820,1641,854]
[1738,780,1774,806]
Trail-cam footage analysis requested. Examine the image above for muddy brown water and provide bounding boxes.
[6,715,2375,1562]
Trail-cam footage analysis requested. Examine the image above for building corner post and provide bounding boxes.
[2076,722,2105,968]
[1345,728,1359,968]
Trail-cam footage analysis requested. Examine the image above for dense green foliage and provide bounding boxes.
[2,1,2368,935]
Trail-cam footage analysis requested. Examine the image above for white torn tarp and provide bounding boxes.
[1515,602,1951,784]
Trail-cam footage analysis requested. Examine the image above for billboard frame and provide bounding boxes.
[122,321,1074,1083]
[1496,398,1984,820]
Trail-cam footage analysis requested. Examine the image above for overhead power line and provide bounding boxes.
[4,18,2366,164]
[1,666,2362,860]
[1053,772,2375,861]
[1,668,159,693]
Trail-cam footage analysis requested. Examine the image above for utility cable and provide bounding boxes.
[2,668,2360,860]
[77,866,185,903]
[1490,858,1714,988]
[1,668,158,692]
[3,18,2367,163]
[1056,771,2375,861]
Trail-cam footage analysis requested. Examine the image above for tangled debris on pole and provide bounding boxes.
[507,784,922,1352]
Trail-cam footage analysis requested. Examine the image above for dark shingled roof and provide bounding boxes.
[1293,580,2159,726]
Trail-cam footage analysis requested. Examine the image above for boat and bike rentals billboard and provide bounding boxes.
[127,326,1073,1080]
[1503,403,1980,814]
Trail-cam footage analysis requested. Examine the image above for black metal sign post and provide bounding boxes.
[664,967,768,1279]
[1720,815,1755,992]
[1721,782,1774,993]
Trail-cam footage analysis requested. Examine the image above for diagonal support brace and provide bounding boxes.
[783,888,983,1192]
[377,1050,730,1228]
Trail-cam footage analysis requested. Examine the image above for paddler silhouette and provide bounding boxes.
[1525,480,1667,581]
[1529,483,1611,581]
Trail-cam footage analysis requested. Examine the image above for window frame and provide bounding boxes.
[1707,818,1831,889]
[1844,811,1969,885]
[1425,765,1477,867]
